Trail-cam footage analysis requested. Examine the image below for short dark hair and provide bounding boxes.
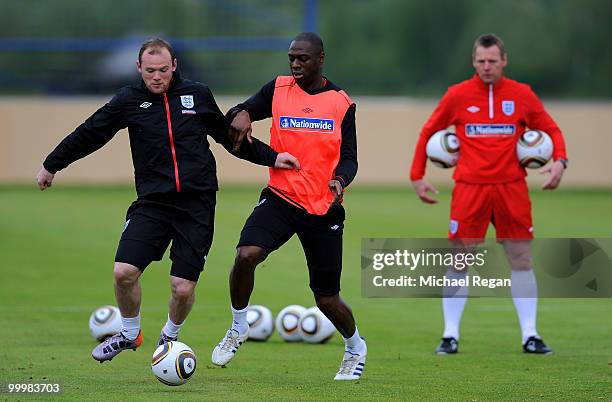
[138,38,176,64]
[292,32,324,54]
[472,33,506,59]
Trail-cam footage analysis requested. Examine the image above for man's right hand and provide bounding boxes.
[274,152,300,170]
[412,179,439,204]
[229,110,253,152]
[37,167,55,191]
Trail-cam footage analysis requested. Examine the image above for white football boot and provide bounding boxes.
[334,338,367,380]
[211,329,248,366]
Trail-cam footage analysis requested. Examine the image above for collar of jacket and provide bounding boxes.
[139,70,184,95]
[472,73,507,90]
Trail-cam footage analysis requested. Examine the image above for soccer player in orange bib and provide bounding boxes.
[410,33,568,355]
[211,32,366,380]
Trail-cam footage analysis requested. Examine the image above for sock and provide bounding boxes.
[162,315,183,339]
[120,313,141,340]
[343,326,366,355]
[442,269,469,340]
[230,305,249,335]
[511,269,539,344]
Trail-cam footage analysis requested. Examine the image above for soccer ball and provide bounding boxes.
[275,305,306,342]
[517,130,553,168]
[426,130,459,168]
[246,305,274,341]
[88,305,122,341]
[298,307,336,344]
[151,341,197,386]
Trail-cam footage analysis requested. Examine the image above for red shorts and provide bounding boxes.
[449,180,533,242]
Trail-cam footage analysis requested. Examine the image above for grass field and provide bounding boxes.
[1,185,611,401]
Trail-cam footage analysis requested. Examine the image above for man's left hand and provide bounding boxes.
[328,179,343,207]
[540,160,565,190]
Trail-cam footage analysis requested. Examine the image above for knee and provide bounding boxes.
[171,278,196,303]
[234,246,266,271]
[114,263,140,287]
[507,250,533,270]
[503,241,533,270]
[314,293,339,313]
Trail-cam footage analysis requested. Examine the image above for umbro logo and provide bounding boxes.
[302,107,314,114]
[123,219,130,233]
[467,106,480,113]
[331,225,340,230]
[139,102,152,108]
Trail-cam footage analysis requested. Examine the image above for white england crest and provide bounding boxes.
[180,95,194,109]
[502,100,515,116]
[449,219,459,235]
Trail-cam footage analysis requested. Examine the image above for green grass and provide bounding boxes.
[0,185,611,401]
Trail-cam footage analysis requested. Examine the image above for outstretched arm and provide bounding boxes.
[39,91,127,189]
[223,111,299,170]
[203,85,298,169]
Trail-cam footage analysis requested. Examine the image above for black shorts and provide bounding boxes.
[115,191,215,282]
[237,188,345,296]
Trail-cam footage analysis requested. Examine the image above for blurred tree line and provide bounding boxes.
[322,0,612,97]
[0,0,610,97]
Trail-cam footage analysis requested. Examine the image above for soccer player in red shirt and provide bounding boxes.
[410,33,568,355]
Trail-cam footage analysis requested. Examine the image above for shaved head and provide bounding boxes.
[292,32,324,55]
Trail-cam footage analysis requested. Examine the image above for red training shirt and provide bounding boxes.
[410,74,567,184]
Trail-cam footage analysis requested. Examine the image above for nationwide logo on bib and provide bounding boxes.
[279,116,334,133]
[466,124,516,136]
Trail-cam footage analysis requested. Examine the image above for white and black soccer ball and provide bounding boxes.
[426,130,460,168]
[517,130,553,168]
[298,307,336,344]
[88,305,122,342]
[246,305,274,341]
[151,341,197,386]
[275,305,306,342]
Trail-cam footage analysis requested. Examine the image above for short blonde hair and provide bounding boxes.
[472,33,506,60]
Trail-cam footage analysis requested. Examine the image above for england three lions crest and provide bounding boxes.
[181,95,194,109]
[502,100,514,116]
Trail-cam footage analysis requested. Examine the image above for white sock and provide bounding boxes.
[120,313,141,340]
[442,269,469,340]
[230,305,249,335]
[511,270,539,344]
[162,315,183,339]
[343,327,366,355]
